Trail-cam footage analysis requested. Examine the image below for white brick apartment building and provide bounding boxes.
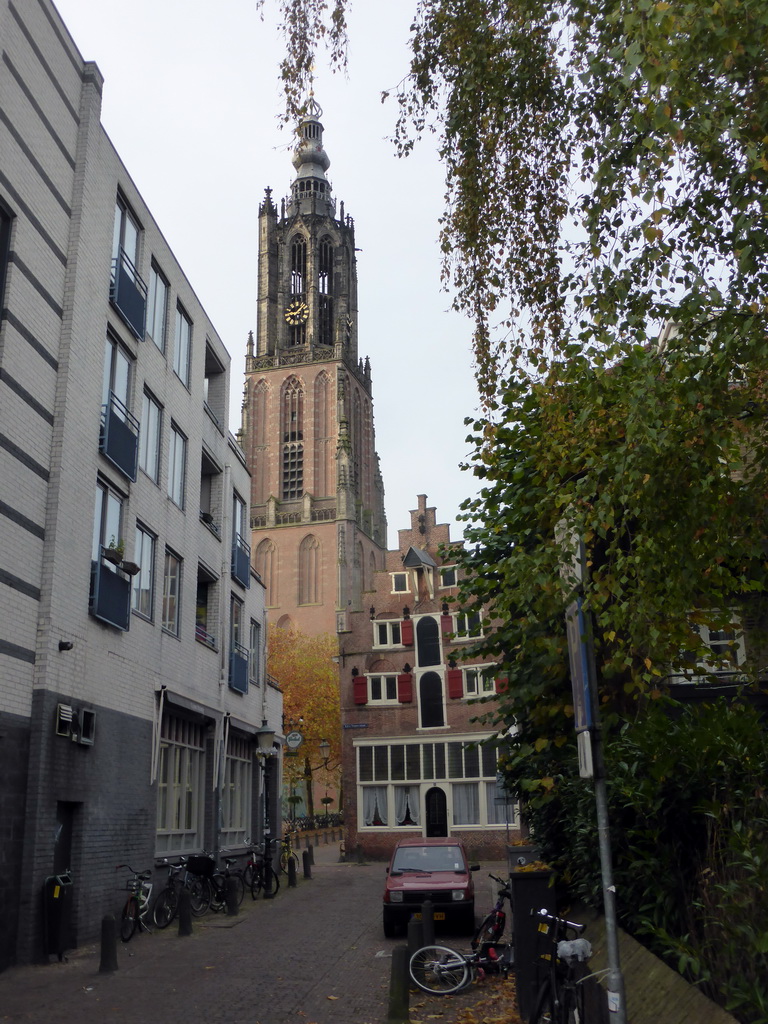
[0,0,282,967]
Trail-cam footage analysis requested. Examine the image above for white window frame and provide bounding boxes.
[221,735,252,846]
[146,262,168,351]
[132,524,155,619]
[390,572,409,594]
[439,565,458,588]
[139,390,162,482]
[369,674,398,704]
[155,714,205,854]
[162,549,182,636]
[463,666,495,697]
[168,423,187,508]
[173,304,192,387]
[454,609,483,640]
[372,620,402,648]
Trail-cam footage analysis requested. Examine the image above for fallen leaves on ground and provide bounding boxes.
[409,976,523,1024]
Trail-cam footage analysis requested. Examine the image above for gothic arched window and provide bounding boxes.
[419,672,444,728]
[318,236,334,346]
[290,235,306,296]
[282,377,304,499]
[314,372,332,496]
[298,534,321,605]
[416,616,441,667]
[255,539,277,606]
[253,379,268,446]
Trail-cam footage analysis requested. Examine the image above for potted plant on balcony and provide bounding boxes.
[103,536,124,565]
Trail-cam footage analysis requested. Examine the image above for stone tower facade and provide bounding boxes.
[240,99,387,635]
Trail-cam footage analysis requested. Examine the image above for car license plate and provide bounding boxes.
[414,912,446,920]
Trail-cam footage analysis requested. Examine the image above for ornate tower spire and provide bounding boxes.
[288,95,334,218]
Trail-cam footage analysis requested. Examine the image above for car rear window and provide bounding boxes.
[392,846,465,872]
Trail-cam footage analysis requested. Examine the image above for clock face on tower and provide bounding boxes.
[284,299,309,326]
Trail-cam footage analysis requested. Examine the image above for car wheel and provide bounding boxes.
[383,908,399,938]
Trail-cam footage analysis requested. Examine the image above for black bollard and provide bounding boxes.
[302,848,312,879]
[387,944,410,1024]
[308,843,315,865]
[421,899,435,947]
[288,856,297,888]
[98,914,118,973]
[177,888,193,936]
[407,916,424,960]
[225,875,239,917]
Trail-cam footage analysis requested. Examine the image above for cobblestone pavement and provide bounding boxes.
[0,846,510,1024]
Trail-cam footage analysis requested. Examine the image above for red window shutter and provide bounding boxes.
[495,674,508,694]
[353,676,368,705]
[401,619,414,646]
[397,673,413,703]
[440,614,453,638]
[447,668,464,699]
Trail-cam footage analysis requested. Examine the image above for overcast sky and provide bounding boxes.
[53,0,483,547]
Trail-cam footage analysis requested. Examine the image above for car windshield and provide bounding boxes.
[391,845,465,873]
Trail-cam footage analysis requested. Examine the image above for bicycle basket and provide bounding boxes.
[186,855,215,878]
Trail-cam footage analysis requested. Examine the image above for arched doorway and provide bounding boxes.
[425,786,448,837]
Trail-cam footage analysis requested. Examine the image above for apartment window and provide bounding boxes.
[373,621,402,648]
[221,735,252,845]
[486,779,516,826]
[146,263,169,351]
[439,566,458,588]
[162,550,182,635]
[391,572,409,594]
[229,594,248,693]
[102,335,131,410]
[361,786,388,826]
[455,609,483,640]
[195,564,217,647]
[464,667,495,697]
[156,714,205,854]
[452,783,480,825]
[112,194,140,277]
[204,341,226,426]
[132,525,155,619]
[369,674,398,703]
[92,479,123,565]
[249,620,262,684]
[139,390,162,482]
[173,305,192,386]
[168,424,187,508]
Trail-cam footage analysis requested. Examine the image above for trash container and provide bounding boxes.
[43,872,74,961]
[510,868,555,1021]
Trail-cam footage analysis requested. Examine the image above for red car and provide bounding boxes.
[382,837,480,937]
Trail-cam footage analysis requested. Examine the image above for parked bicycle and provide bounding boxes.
[116,864,153,942]
[279,830,300,876]
[152,857,211,927]
[208,853,246,912]
[244,835,280,899]
[472,873,513,949]
[409,873,514,995]
[529,907,592,1024]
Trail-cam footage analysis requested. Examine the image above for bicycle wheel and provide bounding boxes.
[263,863,280,896]
[152,887,178,928]
[409,945,471,995]
[242,861,254,890]
[472,911,502,948]
[120,896,138,942]
[279,850,300,875]
[229,870,246,906]
[561,984,583,1024]
[209,874,226,912]
[188,877,212,916]
[530,981,555,1024]
[250,866,263,899]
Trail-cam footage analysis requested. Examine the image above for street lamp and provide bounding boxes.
[319,739,331,822]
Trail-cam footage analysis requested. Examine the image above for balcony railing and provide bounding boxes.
[110,247,147,340]
[195,623,217,648]
[229,641,249,693]
[100,392,140,481]
[90,559,131,631]
[231,533,251,589]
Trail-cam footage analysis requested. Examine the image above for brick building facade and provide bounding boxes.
[0,0,280,969]
[239,99,388,637]
[338,495,518,863]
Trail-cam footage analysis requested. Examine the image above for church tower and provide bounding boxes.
[240,98,388,635]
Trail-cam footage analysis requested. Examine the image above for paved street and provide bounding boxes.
[0,844,394,1024]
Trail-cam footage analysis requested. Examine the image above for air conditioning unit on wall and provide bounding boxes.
[55,704,96,745]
